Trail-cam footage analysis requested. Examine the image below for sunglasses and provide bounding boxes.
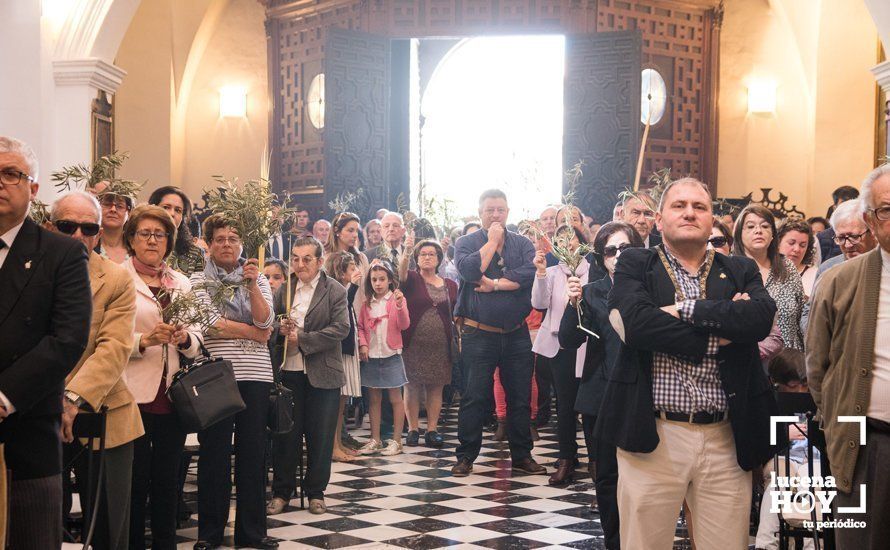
[54,220,100,237]
[708,236,731,248]
[602,242,632,258]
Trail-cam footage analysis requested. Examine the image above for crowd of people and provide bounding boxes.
[1,132,889,550]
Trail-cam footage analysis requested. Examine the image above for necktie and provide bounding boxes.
[271,236,281,259]
[390,248,399,265]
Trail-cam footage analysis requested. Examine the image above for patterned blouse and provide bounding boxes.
[168,245,206,277]
[765,257,806,351]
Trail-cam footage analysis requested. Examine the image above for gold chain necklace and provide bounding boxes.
[656,246,715,301]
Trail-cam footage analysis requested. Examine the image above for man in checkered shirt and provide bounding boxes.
[595,178,777,550]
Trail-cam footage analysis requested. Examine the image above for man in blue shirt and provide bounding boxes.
[451,189,545,476]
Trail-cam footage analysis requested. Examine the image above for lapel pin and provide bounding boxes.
[719,272,726,279]
[24,260,31,270]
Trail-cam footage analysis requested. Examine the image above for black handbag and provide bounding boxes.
[168,343,246,433]
[268,359,294,435]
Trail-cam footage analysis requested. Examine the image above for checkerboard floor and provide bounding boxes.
[174,403,698,549]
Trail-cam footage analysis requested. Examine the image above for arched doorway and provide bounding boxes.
[415,35,566,222]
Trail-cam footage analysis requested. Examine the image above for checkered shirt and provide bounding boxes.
[651,249,727,413]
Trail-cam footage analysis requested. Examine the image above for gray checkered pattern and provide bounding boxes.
[651,249,727,414]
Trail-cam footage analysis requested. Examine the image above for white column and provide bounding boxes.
[871,61,890,160]
[51,58,126,192]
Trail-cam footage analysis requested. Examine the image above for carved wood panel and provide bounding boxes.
[597,0,721,189]
[324,28,391,220]
[563,31,642,223]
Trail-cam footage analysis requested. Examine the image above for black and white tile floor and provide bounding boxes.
[175,404,696,549]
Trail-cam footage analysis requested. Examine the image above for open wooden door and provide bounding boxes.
[563,31,642,223]
[324,27,391,219]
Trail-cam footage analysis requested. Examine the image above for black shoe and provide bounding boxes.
[235,537,279,549]
[512,457,547,475]
[194,542,219,550]
[406,430,420,446]
[425,430,444,448]
[451,458,473,477]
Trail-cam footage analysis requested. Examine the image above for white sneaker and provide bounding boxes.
[379,439,403,456]
[356,438,383,455]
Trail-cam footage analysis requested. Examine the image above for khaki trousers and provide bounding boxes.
[616,418,752,550]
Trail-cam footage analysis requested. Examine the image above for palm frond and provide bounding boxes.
[205,177,295,258]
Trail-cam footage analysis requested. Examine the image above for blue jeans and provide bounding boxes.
[456,324,534,462]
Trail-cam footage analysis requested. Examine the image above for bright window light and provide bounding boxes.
[416,36,565,221]
[219,86,247,118]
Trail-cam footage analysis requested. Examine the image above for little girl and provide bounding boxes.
[357,261,411,456]
[324,251,365,462]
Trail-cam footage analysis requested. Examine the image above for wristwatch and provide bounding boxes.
[493,278,500,292]
[65,391,86,409]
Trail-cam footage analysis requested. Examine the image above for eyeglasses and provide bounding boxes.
[417,252,438,258]
[602,242,632,258]
[708,236,732,248]
[869,206,890,222]
[135,230,169,242]
[0,169,34,186]
[833,230,870,246]
[54,220,100,236]
[99,196,130,211]
[212,236,241,246]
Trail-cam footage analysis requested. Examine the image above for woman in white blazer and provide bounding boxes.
[122,205,202,550]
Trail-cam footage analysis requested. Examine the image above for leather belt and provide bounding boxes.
[462,318,524,334]
[655,410,727,424]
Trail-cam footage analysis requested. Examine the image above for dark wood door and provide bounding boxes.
[324,27,391,220]
[563,30,642,224]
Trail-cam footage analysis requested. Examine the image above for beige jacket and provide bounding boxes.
[66,253,144,449]
[806,247,882,494]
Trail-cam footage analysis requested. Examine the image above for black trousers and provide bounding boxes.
[272,371,340,500]
[834,420,890,550]
[583,414,620,550]
[130,412,185,550]
[535,354,553,422]
[65,440,134,550]
[9,474,63,550]
[551,349,580,458]
[456,325,534,462]
[197,381,272,545]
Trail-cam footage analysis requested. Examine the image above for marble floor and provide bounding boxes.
[173,403,697,549]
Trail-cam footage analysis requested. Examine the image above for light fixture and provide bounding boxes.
[219,86,247,118]
[747,80,777,114]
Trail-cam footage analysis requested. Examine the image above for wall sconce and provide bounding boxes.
[219,86,247,118]
[747,81,777,115]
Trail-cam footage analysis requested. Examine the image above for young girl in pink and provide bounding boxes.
[356,261,411,456]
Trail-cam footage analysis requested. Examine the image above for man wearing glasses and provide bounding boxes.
[620,192,661,248]
[807,165,890,548]
[0,137,92,548]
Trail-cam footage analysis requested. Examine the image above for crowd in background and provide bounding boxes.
[1,132,889,550]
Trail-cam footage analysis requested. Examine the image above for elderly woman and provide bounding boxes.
[733,204,805,350]
[398,236,458,448]
[363,218,383,251]
[532,225,591,486]
[267,236,350,516]
[777,218,818,298]
[148,185,205,276]
[123,205,203,550]
[559,221,643,550]
[189,214,276,550]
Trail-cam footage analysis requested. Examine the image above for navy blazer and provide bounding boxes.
[596,247,778,471]
[558,276,622,419]
[0,218,92,479]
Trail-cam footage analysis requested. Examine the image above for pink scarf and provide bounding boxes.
[133,256,176,289]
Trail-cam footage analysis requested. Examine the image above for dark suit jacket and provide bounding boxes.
[646,233,662,248]
[817,228,840,261]
[558,276,622,420]
[0,218,92,479]
[272,271,349,390]
[596,247,778,471]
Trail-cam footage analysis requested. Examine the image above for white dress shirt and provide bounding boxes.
[0,219,26,413]
[869,248,890,422]
[283,272,321,372]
